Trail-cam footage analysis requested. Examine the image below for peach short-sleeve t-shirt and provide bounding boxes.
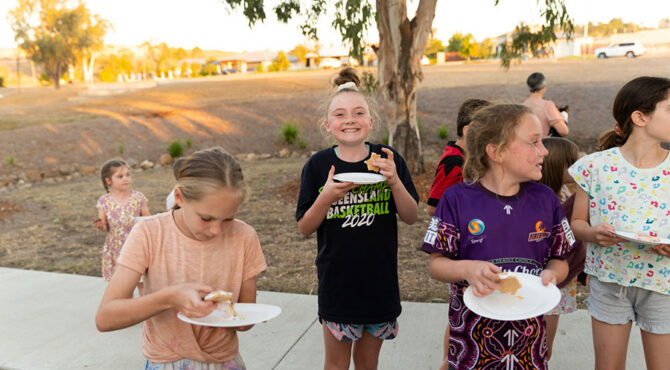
[118,211,267,363]
[523,96,563,137]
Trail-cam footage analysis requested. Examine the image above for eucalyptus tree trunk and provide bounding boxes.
[376,0,437,174]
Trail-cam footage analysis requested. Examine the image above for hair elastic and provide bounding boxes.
[614,123,624,137]
[337,81,358,91]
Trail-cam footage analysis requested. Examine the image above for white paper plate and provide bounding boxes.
[333,172,385,184]
[464,272,560,321]
[613,230,670,246]
[177,303,281,327]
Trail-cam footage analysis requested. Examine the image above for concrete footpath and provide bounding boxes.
[0,267,645,369]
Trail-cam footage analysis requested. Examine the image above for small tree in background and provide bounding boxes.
[9,0,109,88]
[269,52,290,72]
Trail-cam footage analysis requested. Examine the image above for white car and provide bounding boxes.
[595,42,646,59]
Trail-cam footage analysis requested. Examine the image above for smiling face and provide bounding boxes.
[500,114,548,182]
[105,165,132,191]
[324,92,373,147]
[174,187,243,241]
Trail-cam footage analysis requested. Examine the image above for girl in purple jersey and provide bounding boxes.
[422,104,573,370]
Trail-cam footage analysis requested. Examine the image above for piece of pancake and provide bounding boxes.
[364,153,381,172]
[204,290,237,318]
[498,274,521,295]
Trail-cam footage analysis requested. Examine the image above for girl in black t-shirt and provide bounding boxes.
[295,67,419,369]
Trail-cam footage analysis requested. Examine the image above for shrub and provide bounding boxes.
[360,71,379,94]
[167,140,184,158]
[118,142,124,154]
[0,77,4,88]
[280,121,300,145]
[5,156,15,166]
[438,125,448,139]
[186,138,192,148]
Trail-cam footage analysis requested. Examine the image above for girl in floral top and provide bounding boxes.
[569,76,670,369]
[95,159,150,281]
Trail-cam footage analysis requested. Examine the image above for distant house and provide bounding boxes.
[219,50,302,72]
[305,45,377,69]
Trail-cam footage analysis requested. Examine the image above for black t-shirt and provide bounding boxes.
[296,143,419,324]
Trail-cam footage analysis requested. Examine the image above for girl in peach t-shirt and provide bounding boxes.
[96,147,267,369]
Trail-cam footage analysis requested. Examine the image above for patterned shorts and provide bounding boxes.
[548,277,578,315]
[321,318,399,342]
[144,353,245,370]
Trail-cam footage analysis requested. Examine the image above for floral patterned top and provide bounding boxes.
[569,147,670,294]
[97,190,148,281]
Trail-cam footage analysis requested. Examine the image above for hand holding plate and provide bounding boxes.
[322,165,358,203]
[650,244,670,257]
[592,223,625,246]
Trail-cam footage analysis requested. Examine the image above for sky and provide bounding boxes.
[0,0,668,52]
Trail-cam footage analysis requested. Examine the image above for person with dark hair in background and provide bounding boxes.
[523,72,569,137]
[427,98,491,217]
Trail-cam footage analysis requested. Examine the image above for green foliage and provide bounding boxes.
[332,0,374,61]
[189,63,202,77]
[9,0,109,89]
[203,63,218,76]
[497,0,574,68]
[256,63,264,73]
[5,156,15,166]
[118,142,124,154]
[280,121,300,145]
[269,52,290,72]
[186,138,192,148]
[424,38,444,57]
[577,18,643,37]
[38,72,52,86]
[360,71,378,95]
[0,66,7,87]
[289,45,308,65]
[98,50,134,82]
[447,33,464,52]
[167,140,184,158]
[438,125,448,139]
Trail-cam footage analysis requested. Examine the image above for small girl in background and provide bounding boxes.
[96,147,266,369]
[296,67,419,370]
[569,76,670,369]
[421,104,574,370]
[537,137,585,360]
[94,158,150,281]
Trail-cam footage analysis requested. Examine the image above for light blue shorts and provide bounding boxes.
[144,353,245,370]
[586,276,670,334]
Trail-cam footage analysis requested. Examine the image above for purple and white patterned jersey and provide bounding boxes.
[421,181,574,370]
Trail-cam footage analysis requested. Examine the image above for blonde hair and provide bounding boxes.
[174,147,247,207]
[100,158,129,192]
[320,67,381,143]
[463,104,533,183]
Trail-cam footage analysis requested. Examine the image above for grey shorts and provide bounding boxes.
[586,276,670,334]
